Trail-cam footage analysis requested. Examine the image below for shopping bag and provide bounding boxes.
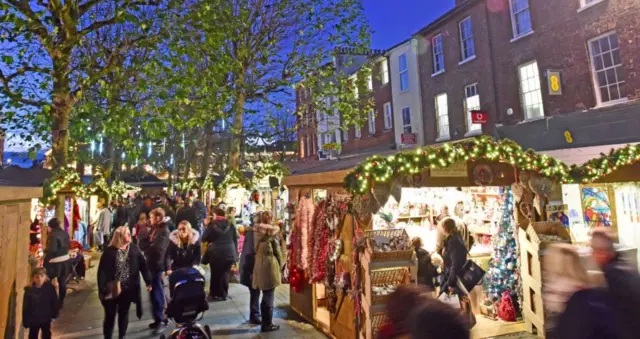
[437,292,461,310]
[457,259,485,295]
[460,295,477,329]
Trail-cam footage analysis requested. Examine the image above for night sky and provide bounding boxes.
[364,0,455,49]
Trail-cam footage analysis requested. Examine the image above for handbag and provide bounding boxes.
[106,280,121,299]
[456,259,486,295]
[437,292,461,310]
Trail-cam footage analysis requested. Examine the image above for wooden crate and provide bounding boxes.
[518,221,571,338]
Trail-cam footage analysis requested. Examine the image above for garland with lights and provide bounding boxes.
[218,170,253,192]
[176,178,200,193]
[42,168,84,206]
[571,143,640,183]
[254,160,289,182]
[344,136,573,194]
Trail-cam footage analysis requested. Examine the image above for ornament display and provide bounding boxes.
[372,234,409,252]
[371,284,396,296]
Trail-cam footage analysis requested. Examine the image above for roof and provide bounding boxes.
[119,169,166,187]
[540,143,639,166]
[0,167,51,187]
[285,145,397,176]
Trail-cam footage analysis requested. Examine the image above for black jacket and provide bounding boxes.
[97,244,152,318]
[602,258,640,339]
[144,223,171,273]
[202,219,238,265]
[176,206,199,231]
[165,229,202,271]
[443,233,467,290]
[22,282,58,328]
[416,248,436,289]
[112,206,129,228]
[556,288,623,339]
[43,227,70,278]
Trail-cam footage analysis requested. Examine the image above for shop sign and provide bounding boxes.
[401,133,417,145]
[547,70,562,95]
[431,161,468,177]
[470,110,488,124]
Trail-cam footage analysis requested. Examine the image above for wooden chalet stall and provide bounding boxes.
[342,136,573,339]
[0,181,42,339]
[283,149,395,339]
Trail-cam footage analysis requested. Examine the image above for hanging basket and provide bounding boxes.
[370,267,410,304]
[365,229,413,262]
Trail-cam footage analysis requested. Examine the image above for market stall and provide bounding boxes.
[283,168,358,339]
[343,136,573,339]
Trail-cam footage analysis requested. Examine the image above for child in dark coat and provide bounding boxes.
[23,267,59,339]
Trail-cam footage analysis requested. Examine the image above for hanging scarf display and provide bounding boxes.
[310,200,328,282]
[292,196,314,271]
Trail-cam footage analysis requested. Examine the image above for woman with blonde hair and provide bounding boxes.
[252,211,283,332]
[165,221,202,276]
[97,226,152,339]
[543,243,591,316]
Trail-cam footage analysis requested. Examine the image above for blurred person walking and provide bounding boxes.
[377,284,432,339]
[410,298,470,339]
[203,207,238,301]
[590,228,640,339]
[97,226,152,339]
[145,208,171,333]
[22,268,58,339]
[94,200,112,251]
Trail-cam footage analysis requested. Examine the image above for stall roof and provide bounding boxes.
[541,142,639,166]
[119,169,167,187]
[286,146,397,176]
[0,167,51,187]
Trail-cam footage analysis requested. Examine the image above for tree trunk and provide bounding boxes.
[230,71,246,170]
[200,121,215,180]
[51,55,72,219]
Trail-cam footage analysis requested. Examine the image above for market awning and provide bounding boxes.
[0,167,51,187]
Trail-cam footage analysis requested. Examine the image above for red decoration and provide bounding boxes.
[290,267,304,293]
[497,291,516,321]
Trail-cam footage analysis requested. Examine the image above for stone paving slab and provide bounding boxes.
[51,261,326,339]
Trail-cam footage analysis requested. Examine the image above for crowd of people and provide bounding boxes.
[26,191,286,339]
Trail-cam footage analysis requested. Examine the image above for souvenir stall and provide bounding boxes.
[283,168,357,339]
[562,146,640,268]
[343,136,573,339]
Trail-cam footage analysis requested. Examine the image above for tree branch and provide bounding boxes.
[0,69,48,107]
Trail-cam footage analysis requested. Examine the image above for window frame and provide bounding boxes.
[368,110,376,135]
[381,59,390,85]
[432,34,445,75]
[464,83,482,135]
[509,0,533,39]
[435,93,450,141]
[399,53,409,92]
[354,125,361,139]
[401,107,412,134]
[587,31,627,106]
[459,17,475,62]
[383,102,393,130]
[518,60,545,120]
[367,73,373,91]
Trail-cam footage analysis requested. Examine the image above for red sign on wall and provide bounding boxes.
[401,133,417,144]
[471,110,488,124]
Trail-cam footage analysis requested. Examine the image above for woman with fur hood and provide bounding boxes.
[164,221,202,275]
[252,211,283,332]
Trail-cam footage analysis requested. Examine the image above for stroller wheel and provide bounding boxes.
[204,325,212,337]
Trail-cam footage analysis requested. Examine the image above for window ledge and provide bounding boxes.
[432,69,446,78]
[464,130,482,137]
[578,0,605,13]
[595,97,629,108]
[435,136,450,142]
[510,30,534,43]
[518,116,546,124]
[458,55,477,66]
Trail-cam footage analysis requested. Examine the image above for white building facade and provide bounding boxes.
[388,38,424,149]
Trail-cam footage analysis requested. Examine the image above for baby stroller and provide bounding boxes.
[160,267,212,339]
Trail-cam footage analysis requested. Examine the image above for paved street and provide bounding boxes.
[51,260,326,339]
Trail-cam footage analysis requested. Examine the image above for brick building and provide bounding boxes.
[341,52,395,153]
[296,85,318,160]
[413,0,640,149]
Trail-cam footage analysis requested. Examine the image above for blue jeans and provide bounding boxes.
[249,287,261,319]
[260,288,275,326]
[150,271,165,322]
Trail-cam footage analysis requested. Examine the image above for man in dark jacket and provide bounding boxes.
[176,196,199,233]
[203,208,238,301]
[442,218,467,295]
[239,213,262,324]
[192,194,208,233]
[43,218,70,308]
[591,229,640,339]
[112,199,129,229]
[145,208,171,332]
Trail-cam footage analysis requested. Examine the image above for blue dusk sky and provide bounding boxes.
[364,0,455,49]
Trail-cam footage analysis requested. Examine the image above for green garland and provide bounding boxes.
[218,170,253,192]
[42,169,136,206]
[254,160,289,182]
[571,144,640,183]
[176,178,200,193]
[344,136,573,195]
